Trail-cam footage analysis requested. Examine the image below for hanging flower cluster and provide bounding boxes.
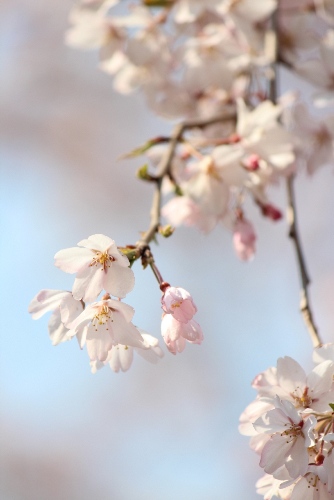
[239,349,334,499]
[65,0,334,261]
[29,233,203,370]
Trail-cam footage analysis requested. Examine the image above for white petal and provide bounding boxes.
[72,266,104,302]
[307,360,334,396]
[277,357,306,395]
[48,310,71,346]
[77,234,115,251]
[86,326,114,361]
[54,247,92,274]
[112,314,144,348]
[28,289,69,319]
[107,299,135,323]
[118,345,134,371]
[103,265,135,298]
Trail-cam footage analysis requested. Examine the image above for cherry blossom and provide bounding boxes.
[256,473,293,500]
[284,102,334,174]
[28,289,83,345]
[54,234,135,302]
[66,295,144,361]
[241,353,334,498]
[232,218,256,261]
[254,396,316,479]
[161,285,197,323]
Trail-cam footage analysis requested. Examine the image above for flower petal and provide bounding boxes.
[103,264,135,298]
[54,247,93,274]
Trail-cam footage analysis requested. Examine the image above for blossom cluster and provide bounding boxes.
[29,234,203,371]
[239,347,334,499]
[65,0,334,261]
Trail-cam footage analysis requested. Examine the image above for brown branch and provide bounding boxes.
[135,107,236,251]
[267,12,322,347]
[286,175,322,348]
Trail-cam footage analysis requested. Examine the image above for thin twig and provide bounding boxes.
[266,12,322,347]
[136,107,236,250]
[286,176,322,347]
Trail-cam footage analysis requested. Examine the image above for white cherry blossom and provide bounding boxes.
[254,397,316,479]
[66,296,144,361]
[54,234,135,302]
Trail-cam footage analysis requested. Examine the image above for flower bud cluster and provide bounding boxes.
[29,233,203,370]
[239,350,334,499]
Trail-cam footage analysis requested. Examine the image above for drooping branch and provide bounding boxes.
[266,11,322,348]
[286,176,322,348]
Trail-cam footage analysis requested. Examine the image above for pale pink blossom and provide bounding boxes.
[289,472,331,499]
[28,289,83,345]
[161,313,203,355]
[278,12,317,66]
[54,234,134,302]
[284,102,334,174]
[296,30,334,107]
[66,296,144,361]
[224,0,277,23]
[313,343,334,365]
[254,397,317,479]
[162,196,219,233]
[172,0,222,24]
[233,218,256,261]
[161,286,197,323]
[256,473,293,500]
[252,356,334,413]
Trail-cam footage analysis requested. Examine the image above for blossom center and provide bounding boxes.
[90,251,115,271]
[171,300,183,309]
[281,420,304,441]
[292,387,313,408]
[92,305,112,330]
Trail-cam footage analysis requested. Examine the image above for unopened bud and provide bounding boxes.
[260,203,282,221]
[136,164,151,181]
[159,224,175,238]
[315,453,325,465]
[244,154,260,171]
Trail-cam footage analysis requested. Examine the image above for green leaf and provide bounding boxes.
[118,247,138,267]
[329,403,334,411]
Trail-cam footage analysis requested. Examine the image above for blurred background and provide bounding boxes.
[1,1,333,499]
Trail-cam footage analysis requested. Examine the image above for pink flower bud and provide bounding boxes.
[233,219,256,261]
[161,313,203,355]
[260,203,282,221]
[244,154,260,171]
[161,286,197,323]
